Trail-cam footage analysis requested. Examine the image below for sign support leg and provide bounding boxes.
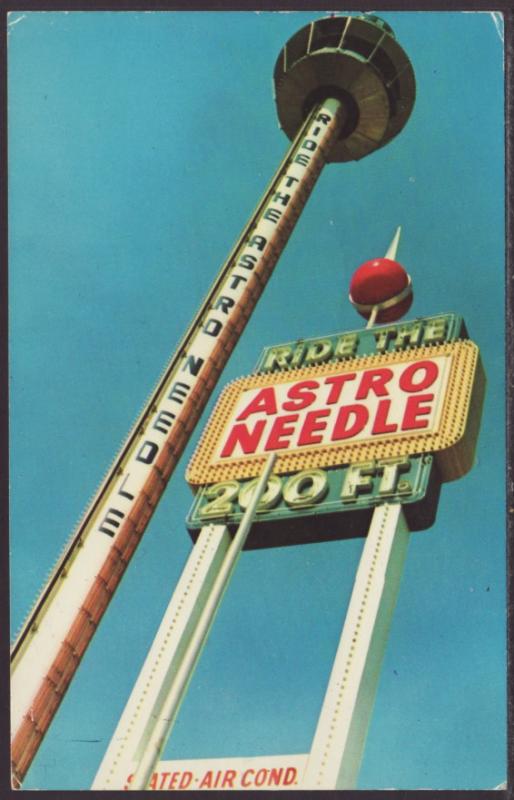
[91,522,232,790]
[93,452,276,790]
[303,503,410,790]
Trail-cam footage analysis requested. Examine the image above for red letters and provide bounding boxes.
[222,770,237,788]
[298,409,330,446]
[241,769,254,788]
[198,771,214,789]
[332,404,368,440]
[371,399,398,435]
[355,367,394,399]
[179,771,193,789]
[265,414,299,450]
[255,768,268,787]
[399,360,438,392]
[283,379,319,411]
[401,393,434,430]
[236,387,277,420]
[324,372,356,404]
[125,765,297,791]
[217,357,442,459]
[159,772,171,789]
[284,767,297,786]
[220,419,266,457]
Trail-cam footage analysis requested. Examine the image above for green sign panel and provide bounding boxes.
[254,312,467,374]
[186,454,440,549]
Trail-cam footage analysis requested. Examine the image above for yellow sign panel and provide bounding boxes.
[186,341,485,486]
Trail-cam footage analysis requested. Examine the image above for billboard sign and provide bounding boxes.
[124,753,308,791]
[186,454,439,548]
[254,312,467,372]
[187,338,484,486]
[185,314,484,547]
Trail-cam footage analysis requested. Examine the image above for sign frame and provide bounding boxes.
[186,339,485,486]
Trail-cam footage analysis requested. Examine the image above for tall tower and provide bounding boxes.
[11,14,415,787]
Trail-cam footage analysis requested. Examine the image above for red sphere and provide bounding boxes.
[349,257,413,323]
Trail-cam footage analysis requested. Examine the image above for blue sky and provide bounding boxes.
[9,9,505,790]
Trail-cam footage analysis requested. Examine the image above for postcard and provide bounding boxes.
[8,8,506,791]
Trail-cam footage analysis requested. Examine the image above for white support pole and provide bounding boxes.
[91,453,276,790]
[365,305,379,329]
[128,451,277,791]
[91,523,232,790]
[302,503,410,790]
